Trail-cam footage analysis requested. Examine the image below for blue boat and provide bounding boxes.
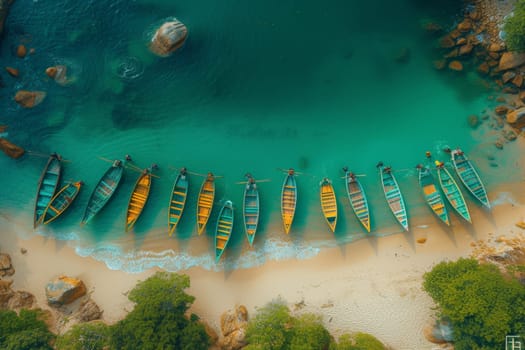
[435,160,471,223]
[42,181,83,225]
[168,168,189,236]
[450,149,490,209]
[215,200,234,263]
[34,153,62,228]
[243,174,260,246]
[377,163,409,232]
[343,168,371,232]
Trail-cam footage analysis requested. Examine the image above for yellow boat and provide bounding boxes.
[281,168,297,234]
[320,177,337,232]
[197,172,215,235]
[125,169,152,232]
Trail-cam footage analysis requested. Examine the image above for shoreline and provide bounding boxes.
[2,177,525,348]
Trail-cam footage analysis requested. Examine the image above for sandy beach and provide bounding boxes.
[2,175,525,349]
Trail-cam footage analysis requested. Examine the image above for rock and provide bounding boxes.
[489,43,505,52]
[45,67,57,79]
[77,298,103,321]
[14,90,46,108]
[433,59,446,70]
[457,19,473,32]
[468,9,481,21]
[503,86,519,94]
[458,44,473,56]
[149,20,188,57]
[220,305,248,337]
[16,44,27,58]
[503,129,518,141]
[489,162,498,168]
[489,51,501,60]
[424,318,454,344]
[46,65,70,86]
[495,105,509,115]
[467,114,479,128]
[0,138,25,159]
[439,36,455,49]
[448,60,463,71]
[507,107,525,128]
[512,75,523,88]
[499,52,525,71]
[449,29,461,39]
[520,91,525,103]
[20,248,27,254]
[495,141,504,149]
[488,59,499,68]
[0,253,14,277]
[7,291,35,309]
[422,21,443,35]
[477,62,490,75]
[417,238,427,244]
[496,96,506,103]
[0,279,14,308]
[456,37,467,46]
[45,275,87,305]
[516,221,525,229]
[445,48,459,58]
[218,329,247,350]
[5,66,18,77]
[502,71,516,84]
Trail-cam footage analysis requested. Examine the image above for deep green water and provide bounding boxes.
[0,0,521,272]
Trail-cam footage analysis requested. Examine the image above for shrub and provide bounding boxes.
[503,0,525,51]
[0,309,54,350]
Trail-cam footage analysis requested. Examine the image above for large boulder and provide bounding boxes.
[0,253,15,277]
[149,20,188,57]
[0,279,14,308]
[219,305,248,350]
[7,290,35,310]
[498,52,525,71]
[14,90,46,108]
[76,298,102,321]
[507,107,525,129]
[0,0,14,36]
[45,275,87,305]
[0,138,25,159]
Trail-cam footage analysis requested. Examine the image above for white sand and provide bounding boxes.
[2,184,524,349]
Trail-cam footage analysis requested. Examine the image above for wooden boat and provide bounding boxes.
[125,168,153,232]
[197,172,215,235]
[215,200,234,263]
[435,161,471,223]
[243,175,260,246]
[281,169,297,234]
[42,181,83,225]
[81,159,125,225]
[377,164,409,232]
[34,153,62,228]
[417,166,450,226]
[450,149,490,209]
[343,168,371,232]
[168,168,189,236]
[319,177,337,233]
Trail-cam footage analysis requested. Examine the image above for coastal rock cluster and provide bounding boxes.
[0,253,35,311]
[217,305,249,350]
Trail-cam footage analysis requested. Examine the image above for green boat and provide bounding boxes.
[343,167,371,232]
[42,181,83,225]
[215,200,234,263]
[450,149,490,209]
[435,161,471,223]
[81,159,125,225]
[168,168,189,236]
[34,153,62,228]
[243,174,259,246]
[417,165,450,226]
[377,163,409,232]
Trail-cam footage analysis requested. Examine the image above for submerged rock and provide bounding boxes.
[5,66,18,77]
[0,138,25,159]
[45,275,87,305]
[16,44,27,58]
[448,60,463,71]
[0,0,14,36]
[467,114,480,128]
[0,253,14,276]
[45,65,71,86]
[506,107,525,128]
[14,90,46,108]
[149,20,188,57]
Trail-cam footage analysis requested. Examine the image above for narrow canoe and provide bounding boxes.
[34,154,62,228]
[378,165,409,232]
[417,166,450,226]
[320,177,337,233]
[125,169,153,232]
[450,149,490,209]
[344,170,371,232]
[168,168,189,236]
[197,173,215,235]
[215,200,234,263]
[42,181,83,225]
[281,169,297,234]
[81,160,125,225]
[243,175,259,246]
[435,161,471,223]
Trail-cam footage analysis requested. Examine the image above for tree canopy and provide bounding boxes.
[110,272,209,350]
[55,321,111,350]
[423,258,525,350]
[0,309,54,350]
[504,0,525,51]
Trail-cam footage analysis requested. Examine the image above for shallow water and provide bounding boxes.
[0,0,521,272]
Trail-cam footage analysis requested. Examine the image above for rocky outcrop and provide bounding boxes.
[0,253,15,277]
[498,52,525,71]
[0,0,14,37]
[14,90,46,108]
[0,279,15,308]
[506,107,525,129]
[45,275,87,305]
[7,290,35,310]
[0,138,25,159]
[76,298,102,322]
[149,20,188,57]
[218,305,249,350]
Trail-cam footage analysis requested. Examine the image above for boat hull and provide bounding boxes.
[418,167,449,226]
[125,171,152,232]
[43,181,82,224]
[451,150,490,209]
[34,155,62,228]
[215,200,234,262]
[320,178,337,233]
[436,164,471,223]
[243,182,259,245]
[197,177,215,235]
[281,174,297,234]
[344,172,371,232]
[168,172,189,236]
[378,166,409,232]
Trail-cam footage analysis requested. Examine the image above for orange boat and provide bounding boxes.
[197,172,215,235]
[125,168,153,232]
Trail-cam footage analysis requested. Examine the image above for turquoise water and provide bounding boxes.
[0,0,521,272]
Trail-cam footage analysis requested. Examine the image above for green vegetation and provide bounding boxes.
[55,322,111,350]
[110,272,209,350]
[423,258,525,350]
[504,0,525,51]
[246,299,385,350]
[0,309,54,350]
